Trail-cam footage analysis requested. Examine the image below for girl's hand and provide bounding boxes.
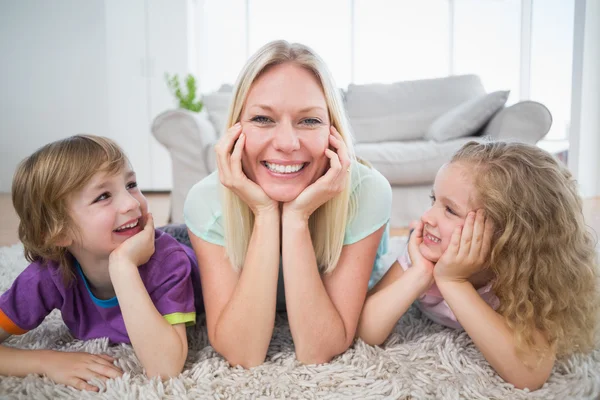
[407,221,435,284]
[109,213,155,267]
[40,350,123,391]
[282,126,351,221]
[215,122,278,216]
[434,209,494,284]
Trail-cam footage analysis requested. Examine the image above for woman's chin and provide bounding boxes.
[262,187,303,203]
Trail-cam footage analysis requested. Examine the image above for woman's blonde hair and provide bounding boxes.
[12,135,127,282]
[222,40,357,273]
[452,140,599,360]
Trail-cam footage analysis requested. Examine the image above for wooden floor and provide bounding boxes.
[0,193,599,247]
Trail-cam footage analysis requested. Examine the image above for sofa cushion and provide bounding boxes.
[355,137,477,185]
[345,75,486,143]
[482,100,552,144]
[424,90,510,142]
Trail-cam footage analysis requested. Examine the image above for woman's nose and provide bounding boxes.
[273,123,300,152]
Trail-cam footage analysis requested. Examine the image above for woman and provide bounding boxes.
[184,40,392,367]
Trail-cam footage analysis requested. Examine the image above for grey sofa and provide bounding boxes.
[153,74,551,228]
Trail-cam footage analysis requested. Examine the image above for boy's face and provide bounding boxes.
[419,162,481,263]
[65,164,149,261]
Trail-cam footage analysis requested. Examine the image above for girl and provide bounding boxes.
[0,135,202,391]
[358,140,599,390]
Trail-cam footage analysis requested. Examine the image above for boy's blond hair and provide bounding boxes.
[12,135,127,282]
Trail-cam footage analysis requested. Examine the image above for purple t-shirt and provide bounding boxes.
[0,230,202,344]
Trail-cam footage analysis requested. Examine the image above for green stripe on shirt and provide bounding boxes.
[163,311,196,326]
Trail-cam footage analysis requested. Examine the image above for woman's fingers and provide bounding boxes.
[329,126,351,173]
[216,123,243,186]
[230,132,246,182]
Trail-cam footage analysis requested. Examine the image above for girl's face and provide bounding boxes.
[239,62,331,202]
[419,162,481,263]
[65,164,149,262]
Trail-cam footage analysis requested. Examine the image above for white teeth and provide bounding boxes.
[264,162,304,174]
[426,233,441,243]
[115,220,138,231]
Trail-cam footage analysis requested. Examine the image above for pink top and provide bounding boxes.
[398,249,500,330]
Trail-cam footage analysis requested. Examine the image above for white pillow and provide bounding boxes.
[424,90,510,142]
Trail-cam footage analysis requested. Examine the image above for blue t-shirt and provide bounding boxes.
[0,230,202,344]
[184,160,392,308]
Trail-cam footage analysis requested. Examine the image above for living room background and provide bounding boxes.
[0,0,597,196]
[199,0,574,143]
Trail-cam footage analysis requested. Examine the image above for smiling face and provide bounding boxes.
[65,163,149,262]
[419,162,481,263]
[240,62,331,202]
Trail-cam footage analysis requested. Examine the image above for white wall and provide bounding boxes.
[0,1,109,192]
[569,0,600,198]
[0,0,197,193]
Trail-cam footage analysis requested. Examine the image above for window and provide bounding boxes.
[198,0,247,93]
[530,0,574,140]
[353,0,450,84]
[248,0,352,88]
[453,0,522,103]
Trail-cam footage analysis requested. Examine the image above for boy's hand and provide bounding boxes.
[40,350,122,391]
[434,210,494,284]
[109,213,155,267]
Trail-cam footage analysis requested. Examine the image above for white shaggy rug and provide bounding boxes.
[0,238,599,400]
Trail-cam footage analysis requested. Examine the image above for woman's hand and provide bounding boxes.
[282,126,351,221]
[407,221,435,285]
[434,209,494,284]
[40,350,123,391]
[215,122,278,216]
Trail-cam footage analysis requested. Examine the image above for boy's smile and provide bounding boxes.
[66,164,148,262]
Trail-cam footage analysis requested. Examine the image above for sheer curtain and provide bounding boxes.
[196,0,574,140]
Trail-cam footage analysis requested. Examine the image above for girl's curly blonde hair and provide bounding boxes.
[452,141,599,360]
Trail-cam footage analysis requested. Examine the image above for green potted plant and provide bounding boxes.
[165,73,204,112]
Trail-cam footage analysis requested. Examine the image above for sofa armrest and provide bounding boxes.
[151,109,218,224]
[482,100,552,144]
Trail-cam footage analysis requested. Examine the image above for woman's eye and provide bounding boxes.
[251,115,272,124]
[126,181,138,190]
[94,192,110,203]
[301,118,322,126]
